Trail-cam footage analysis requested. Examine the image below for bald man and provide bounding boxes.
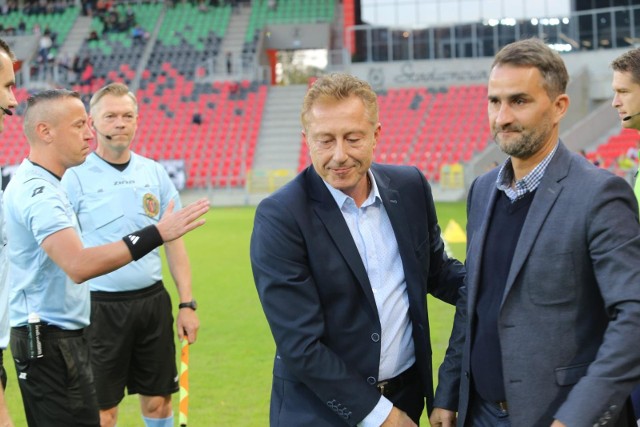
[3,89,209,426]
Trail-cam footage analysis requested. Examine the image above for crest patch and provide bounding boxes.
[143,193,160,217]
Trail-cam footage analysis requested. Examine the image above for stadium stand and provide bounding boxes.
[246,0,334,41]
[150,2,230,79]
[74,2,163,88]
[243,0,335,68]
[588,128,640,171]
[132,63,266,188]
[1,88,30,165]
[0,6,80,58]
[3,1,639,197]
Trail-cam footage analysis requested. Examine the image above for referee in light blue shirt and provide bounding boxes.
[4,89,209,427]
[61,82,199,427]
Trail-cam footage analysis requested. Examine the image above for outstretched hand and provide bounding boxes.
[157,198,210,242]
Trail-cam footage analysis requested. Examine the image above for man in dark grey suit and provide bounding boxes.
[250,73,465,426]
[430,38,640,427]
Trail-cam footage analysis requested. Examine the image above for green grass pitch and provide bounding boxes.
[3,202,467,426]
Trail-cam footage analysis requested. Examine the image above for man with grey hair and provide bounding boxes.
[61,82,199,427]
[0,36,18,427]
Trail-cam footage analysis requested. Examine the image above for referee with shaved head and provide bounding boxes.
[4,89,208,426]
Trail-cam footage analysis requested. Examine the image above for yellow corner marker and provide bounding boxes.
[179,340,189,427]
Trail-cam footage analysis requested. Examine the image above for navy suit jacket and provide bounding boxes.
[435,142,640,427]
[251,164,465,426]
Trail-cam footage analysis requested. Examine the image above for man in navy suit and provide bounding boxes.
[431,38,640,427]
[250,73,465,426]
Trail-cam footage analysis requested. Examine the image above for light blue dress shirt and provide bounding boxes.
[324,170,415,427]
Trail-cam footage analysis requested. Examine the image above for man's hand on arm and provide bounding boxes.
[429,408,456,427]
[551,420,566,427]
[380,406,418,427]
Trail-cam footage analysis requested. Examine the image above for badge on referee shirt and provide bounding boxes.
[143,193,160,217]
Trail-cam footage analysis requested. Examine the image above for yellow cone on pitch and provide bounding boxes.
[443,219,467,243]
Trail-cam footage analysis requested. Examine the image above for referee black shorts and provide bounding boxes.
[87,281,179,409]
[10,325,99,427]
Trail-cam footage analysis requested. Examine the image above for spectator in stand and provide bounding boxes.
[38,31,53,63]
[226,51,232,75]
[87,30,100,42]
[80,59,94,87]
[131,26,145,44]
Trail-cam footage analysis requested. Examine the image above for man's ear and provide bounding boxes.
[553,94,570,123]
[36,122,53,144]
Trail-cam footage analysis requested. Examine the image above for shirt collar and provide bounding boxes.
[496,142,559,201]
[324,170,381,209]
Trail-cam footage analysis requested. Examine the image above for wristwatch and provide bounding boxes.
[178,300,197,311]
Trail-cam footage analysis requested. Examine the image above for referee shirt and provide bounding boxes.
[0,192,9,348]
[3,159,90,330]
[61,152,181,292]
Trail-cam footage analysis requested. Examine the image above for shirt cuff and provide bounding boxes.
[358,396,393,427]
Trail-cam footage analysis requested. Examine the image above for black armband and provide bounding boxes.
[122,225,164,261]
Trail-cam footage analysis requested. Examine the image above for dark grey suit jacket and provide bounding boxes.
[435,142,640,426]
[251,164,465,426]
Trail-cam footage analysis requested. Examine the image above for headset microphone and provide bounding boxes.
[92,124,112,140]
[623,111,640,121]
[0,106,12,116]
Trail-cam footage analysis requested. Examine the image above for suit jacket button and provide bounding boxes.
[464,371,470,379]
[367,376,376,385]
[371,333,380,342]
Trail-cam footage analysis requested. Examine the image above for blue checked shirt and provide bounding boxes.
[497,143,559,201]
[324,170,415,427]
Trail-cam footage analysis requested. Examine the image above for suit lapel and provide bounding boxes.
[372,167,423,317]
[501,144,569,305]
[307,167,377,310]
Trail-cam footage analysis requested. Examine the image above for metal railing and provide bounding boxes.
[346,5,640,63]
